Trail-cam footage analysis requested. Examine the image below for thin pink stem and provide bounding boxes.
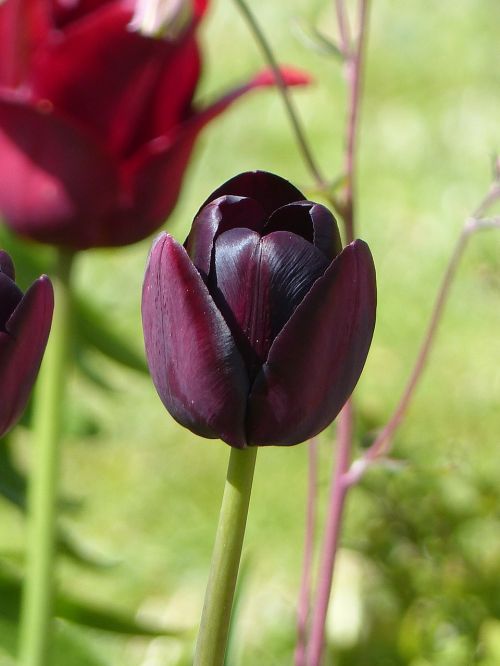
[364,232,467,460]
[335,0,351,56]
[232,0,329,189]
[231,0,347,221]
[304,4,371,664]
[342,0,370,242]
[306,401,353,666]
[343,194,500,487]
[295,438,319,666]
[472,183,500,218]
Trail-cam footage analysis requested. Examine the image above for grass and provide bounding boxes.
[1,0,500,664]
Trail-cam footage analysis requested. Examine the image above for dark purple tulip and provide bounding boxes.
[0,250,54,438]
[142,171,376,448]
[0,0,310,249]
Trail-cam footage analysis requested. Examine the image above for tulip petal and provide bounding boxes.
[134,37,200,147]
[0,275,53,437]
[0,96,118,248]
[186,195,265,279]
[265,201,342,260]
[32,3,201,157]
[200,170,305,218]
[113,72,310,247]
[112,130,198,247]
[110,133,211,248]
[0,250,15,279]
[52,0,133,29]
[247,240,376,446]
[194,0,209,21]
[0,0,50,86]
[308,203,342,260]
[142,233,249,448]
[210,228,329,380]
[264,201,313,241]
[0,272,23,331]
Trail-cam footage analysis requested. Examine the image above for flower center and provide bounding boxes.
[209,227,329,382]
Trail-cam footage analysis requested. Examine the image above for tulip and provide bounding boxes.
[0,250,54,438]
[142,171,377,447]
[0,0,310,250]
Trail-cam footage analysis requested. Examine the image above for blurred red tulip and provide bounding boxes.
[142,171,377,448]
[0,0,310,249]
[0,250,54,438]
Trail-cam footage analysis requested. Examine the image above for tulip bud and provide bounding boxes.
[0,250,54,438]
[142,171,377,448]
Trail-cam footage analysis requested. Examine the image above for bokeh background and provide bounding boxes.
[1,0,500,664]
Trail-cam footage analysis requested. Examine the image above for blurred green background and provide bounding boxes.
[1,0,500,664]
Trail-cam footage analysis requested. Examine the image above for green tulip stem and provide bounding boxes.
[19,249,75,666]
[194,445,258,666]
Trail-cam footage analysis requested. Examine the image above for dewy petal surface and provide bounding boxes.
[142,233,249,448]
[209,228,330,379]
[247,240,376,446]
[0,275,53,437]
[200,170,305,217]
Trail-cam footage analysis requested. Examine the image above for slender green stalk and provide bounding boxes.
[19,249,75,666]
[194,446,258,666]
[232,0,328,190]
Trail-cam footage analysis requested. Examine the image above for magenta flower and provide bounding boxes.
[0,0,309,250]
[0,251,54,438]
[142,171,377,448]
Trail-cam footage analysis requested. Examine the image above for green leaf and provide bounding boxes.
[52,622,108,666]
[0,439,115,570]
[0,617,17,662]
[0,564,184,638]
[74,295,148,375]
[56,526,120,570]
[0,438,80,513]
[0,616,109,666]
[75,351,116,393]
[0,439,26,511]
[56,598,175,637]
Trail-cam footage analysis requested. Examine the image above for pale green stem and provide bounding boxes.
[232,0,328,190]
[194,446,258,666]
[19,249,75,666]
